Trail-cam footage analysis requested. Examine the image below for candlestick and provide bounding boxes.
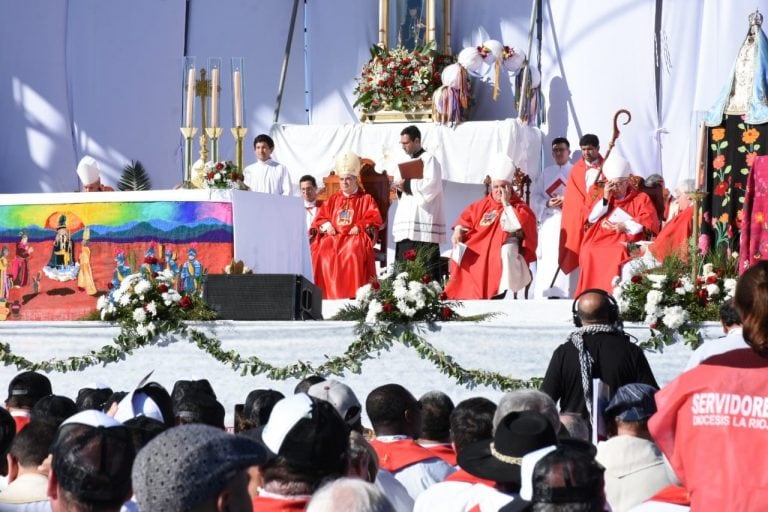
[205,127,223,162]
[695,121,707,191]
[231,126,248,173]
[179,126,198,188]
[378,0,387,47]
[688,189,708,282]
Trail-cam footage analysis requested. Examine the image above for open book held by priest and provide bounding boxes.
[398,159,424,180]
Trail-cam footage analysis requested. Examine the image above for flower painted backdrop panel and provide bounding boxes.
[702,115,768,252]
[0,201,233,321]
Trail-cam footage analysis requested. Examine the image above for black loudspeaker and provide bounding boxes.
[204,274,323,320]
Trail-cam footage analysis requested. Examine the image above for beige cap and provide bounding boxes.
[488,152,516,183]
[602,154,631,180]
[76,156,101,185]
[335,151,361,177]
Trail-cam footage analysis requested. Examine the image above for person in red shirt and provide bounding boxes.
[310,151,383,299]
[649,261,768,510]
[445,153,537,299]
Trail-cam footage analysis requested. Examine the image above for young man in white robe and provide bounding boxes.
[243,133,292,195]
[532,138,575,298]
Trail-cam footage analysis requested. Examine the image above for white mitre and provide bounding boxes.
[602,154,631,179]
[488,152,516,183]
[76,156,101,185]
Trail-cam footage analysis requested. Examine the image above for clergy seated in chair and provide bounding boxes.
[444,153,537,300]
[310,151,383,299]
[576,154,660,295]
[620,180,695,282]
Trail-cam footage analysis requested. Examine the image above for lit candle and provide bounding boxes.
[233,69,242,127]
[185,67,196,128]
[211,67,219,128]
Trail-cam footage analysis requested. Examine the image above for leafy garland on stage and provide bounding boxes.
[0,253,541,390]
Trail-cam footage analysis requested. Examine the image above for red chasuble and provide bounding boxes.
[369,438,441,472]
[576,187,659,294]
[558,157,602,274]
[422,443,457,466]
[444,194,537,300]
[251,496,309,512]
[649,205,694,262]
[310,189,382,299]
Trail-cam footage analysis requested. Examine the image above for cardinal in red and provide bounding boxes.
[445,153,537,299]
[576,154,660,294]
[310,151,383,299]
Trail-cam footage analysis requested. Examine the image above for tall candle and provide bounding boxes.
[233,69,242,127]
[378,0,386,46]
[211,67,219,128]
[695,121,706,190]
[185,67,196,128]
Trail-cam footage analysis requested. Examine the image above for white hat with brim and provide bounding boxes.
[602,154,631,180]
[489,153,516,183]
[76,156,101,185]
[335,151,361,177]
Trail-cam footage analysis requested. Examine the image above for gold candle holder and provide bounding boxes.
[688,189,708,282]
[180,126,199,188]
[231,126,248,172]
[205,127,223,163]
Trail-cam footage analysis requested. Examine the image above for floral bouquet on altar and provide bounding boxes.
[614,248,738,350]
[353,43,454,112]
[97,270,215,340]
[333,248,485,325]
[203,160,245,190]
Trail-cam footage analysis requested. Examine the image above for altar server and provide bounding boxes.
[77,156,114,192]
[445,153,537,300]
[576,154,660,294]
[243,134,292,195]
[532,137,574,298]
[310,151,383,299]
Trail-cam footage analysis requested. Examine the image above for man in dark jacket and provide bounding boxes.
[540,290,658,421]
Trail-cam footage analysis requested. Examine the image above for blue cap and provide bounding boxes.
[605,383,657,422]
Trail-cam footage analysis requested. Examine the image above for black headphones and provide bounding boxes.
[571,288,620,328]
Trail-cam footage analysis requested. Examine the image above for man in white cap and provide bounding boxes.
[576,154,660,294]
[76,156,114,192]
[310,151,383,299]
[444,153,537,299]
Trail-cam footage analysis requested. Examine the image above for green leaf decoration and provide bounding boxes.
[753,144,761,151]
[738,123,745,130]
[741,168,750,175]
[719,141,729,149]
[710,143,717,151]
[738,146,747,153]
[724,164,732,174]
[118,160,152,191]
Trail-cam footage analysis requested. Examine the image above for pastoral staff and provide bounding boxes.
[310,151,383,299]
[576,154,660,294]
[445,153,537,300]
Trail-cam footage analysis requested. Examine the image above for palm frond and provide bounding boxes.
[118,160,152,191]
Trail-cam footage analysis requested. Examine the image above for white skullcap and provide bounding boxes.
[602,154,631,180]
[335,151,361,177]
[76,156,101,185]
[488,153,516,183]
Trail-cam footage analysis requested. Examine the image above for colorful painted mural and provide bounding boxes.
[0,200,234,320]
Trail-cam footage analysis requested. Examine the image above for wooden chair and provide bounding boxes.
[629,175,666,235]
[318,158,393,266]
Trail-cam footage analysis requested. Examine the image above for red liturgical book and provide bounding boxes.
[545,178,566,198]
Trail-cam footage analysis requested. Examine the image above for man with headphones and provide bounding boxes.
[539,289,658,424]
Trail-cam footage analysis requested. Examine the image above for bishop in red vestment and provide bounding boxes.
[310,151,383,299]
[558,134,603,275]
[577,154,660,294]
[620,184,694,282]
[445,154,537,300]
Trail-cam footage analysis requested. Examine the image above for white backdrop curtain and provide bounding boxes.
[0,0,763,193]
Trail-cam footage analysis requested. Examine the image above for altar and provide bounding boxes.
[0,190,311,321]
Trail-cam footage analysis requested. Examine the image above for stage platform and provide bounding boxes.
[0,300,710,426]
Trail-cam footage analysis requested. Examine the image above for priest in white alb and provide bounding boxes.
[532,137,574,298]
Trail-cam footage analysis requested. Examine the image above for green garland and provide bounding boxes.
[0,319,541,390]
